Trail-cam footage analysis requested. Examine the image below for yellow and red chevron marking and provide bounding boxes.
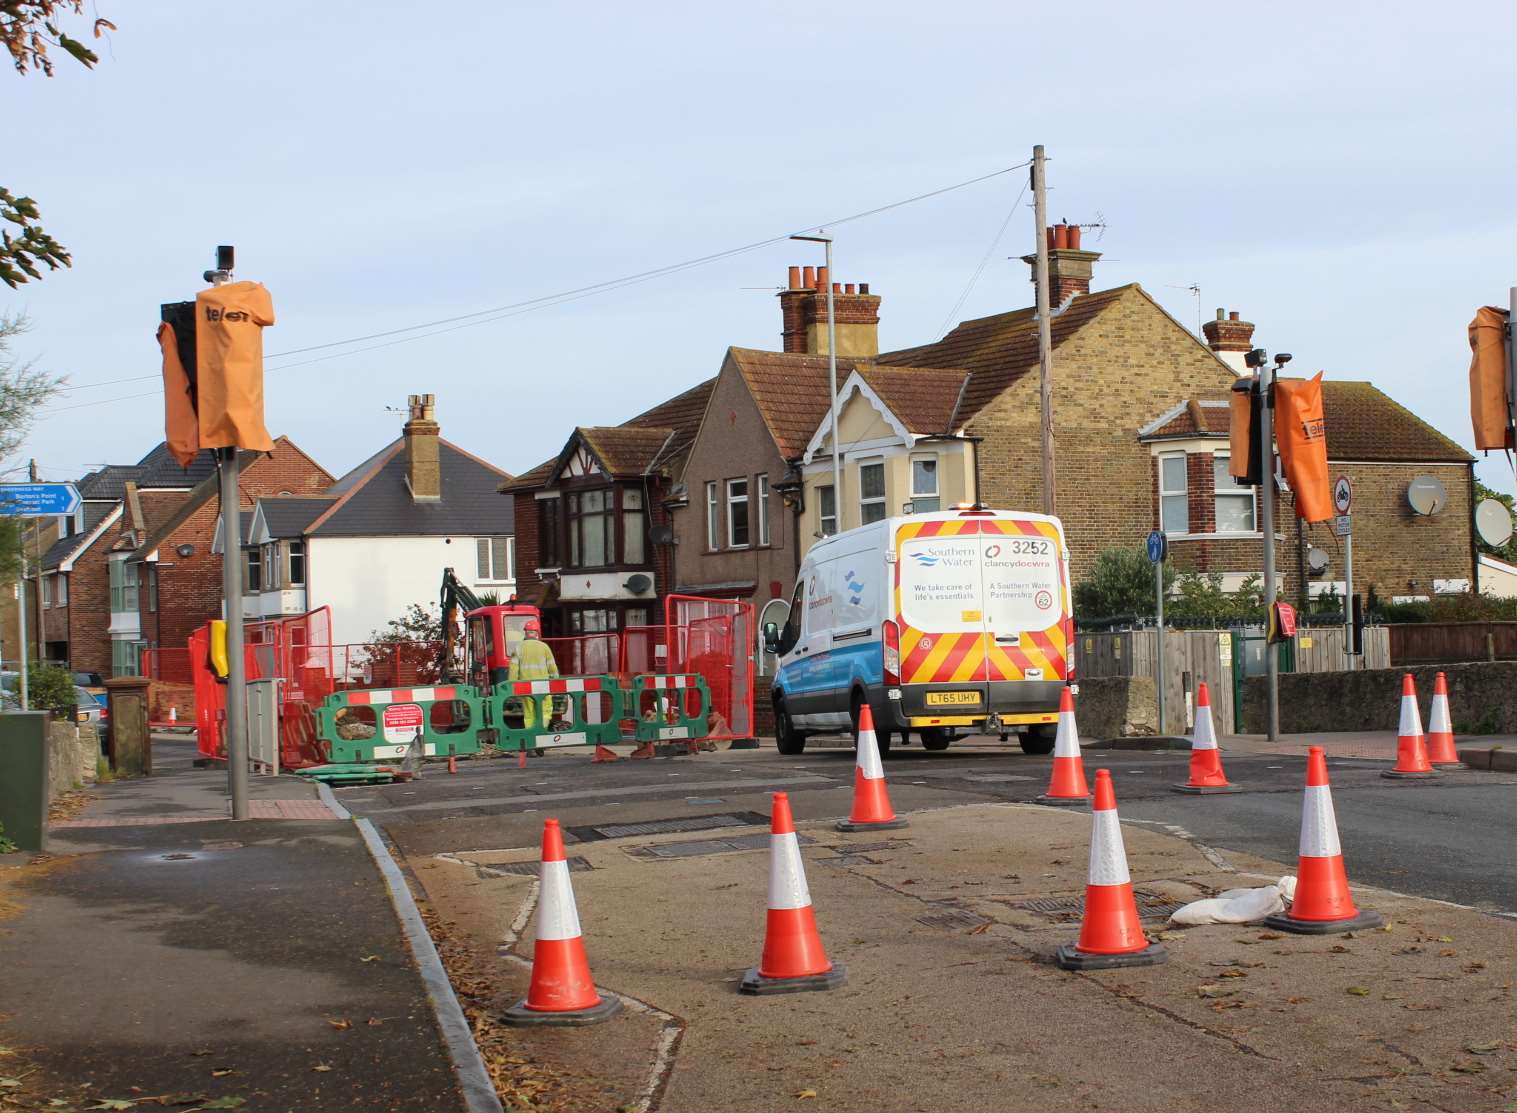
[894,517,1069,685]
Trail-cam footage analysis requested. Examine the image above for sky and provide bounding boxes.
[8,1,1517,503]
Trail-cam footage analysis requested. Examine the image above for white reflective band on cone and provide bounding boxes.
[1054,710,1080,758]
[1429,695,1452,733]
[536,860,583,941]
[767,832,812,910]
[1088,810,1132,887]
[1398,695,1423,738]
[1192,705,1217,750]
[856,729,884,780]
[1298,785,1342,859]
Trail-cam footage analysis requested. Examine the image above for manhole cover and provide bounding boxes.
[482,856,592,877]
[627,833,811,859]
[916,906,991,930]
[1011,890,1183,921]
[569,811,768,842]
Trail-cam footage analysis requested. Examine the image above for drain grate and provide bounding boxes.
[568,811,769,842]
[1012,890,1183,921]
[481,856,591,877]
[916,906,991,930]
[627,832,812,860]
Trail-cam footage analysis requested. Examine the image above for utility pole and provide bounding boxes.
[1031,145,1055,516]
[1249,347,1289,742]
[790,233,841,530]
[206,249,250,821]
[29,458,43,663]
[1508,287,1516,493]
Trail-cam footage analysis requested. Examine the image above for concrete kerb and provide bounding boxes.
[353,817,504,1113]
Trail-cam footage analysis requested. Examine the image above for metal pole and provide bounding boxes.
[29,459,43,663]
[1343,531,1354,670]
[824,238,840,527]
[1259,362,1279,741]
[1155,558,1166,735]
[16,545,28,710]
[1032,145,1055,516]
[220,448,249,819]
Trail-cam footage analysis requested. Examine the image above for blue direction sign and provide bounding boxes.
[1146,530,1168,563]
[0,483,81,517]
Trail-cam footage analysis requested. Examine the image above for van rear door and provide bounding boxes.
[979,518,1068,682]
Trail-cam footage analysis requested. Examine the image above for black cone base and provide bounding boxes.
[1380,769,1440,780]
[740,962,847,996]
[502,994,623,1026]
[1035,794,1089,807]
[1261,909,1384,935]
[1056,942,1168,971]
[1171,782,1242,794]
[836,816,909,832]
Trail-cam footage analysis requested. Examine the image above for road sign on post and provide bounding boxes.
[1147,531,1167,735]
[1333,476,1352,515]
[1335,474,1355,671]
[0,483,81,517]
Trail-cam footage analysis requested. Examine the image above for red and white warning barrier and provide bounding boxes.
[345,686,459,705]
[506,677,605,696]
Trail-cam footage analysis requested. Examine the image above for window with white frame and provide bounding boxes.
[476,536,512,582]
[818,484,837,536]
[910,456,940,513]
[1159,453,1189,534]
[756,475,770,546]
[705,481,720,550]
[859,461,886,524]
[622,489,646,564]
[288,539,307,586]
[1212,454,1256,533]
[726,478,750,548]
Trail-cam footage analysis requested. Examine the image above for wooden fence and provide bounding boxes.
[1388,622,1517,666]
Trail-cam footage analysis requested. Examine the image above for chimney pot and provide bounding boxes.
[1215,308,1226,321]
[1046,226,1056,250]
[816,266,828,289]
[859,282,870,295]
[1053,224,1070,250]
[787,265,801,290]
[1067,224,1082,249]
[803,265,815,289]
[844,283,856,295]
[1229,310,1240,321]
[832,282,841,294]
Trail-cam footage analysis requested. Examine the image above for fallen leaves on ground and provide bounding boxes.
[1196,985,1235,999]
[325,1018,352,1031]
[794,1090,818,1100]
[1346,986,1371,996]
[311,1065,333,1073]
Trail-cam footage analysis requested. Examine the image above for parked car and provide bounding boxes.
[73,685,105,726]
[72,671,108,708]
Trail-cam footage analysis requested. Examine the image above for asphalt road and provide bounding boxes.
[340,736,1517,917]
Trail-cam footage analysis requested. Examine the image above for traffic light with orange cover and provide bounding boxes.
[1468,305,1513,451]
[1275,373,1332,523]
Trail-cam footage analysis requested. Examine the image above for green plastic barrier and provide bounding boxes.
[489,675,625,753]
[630,674,711,744]
[315,682,484,764]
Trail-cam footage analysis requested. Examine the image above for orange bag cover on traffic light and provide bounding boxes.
[1468,306,1513,451]
[157,320,201,467]
[194,281,276,454]
[1274,372,1331,523]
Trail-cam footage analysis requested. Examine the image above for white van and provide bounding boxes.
[764,507,1074,755]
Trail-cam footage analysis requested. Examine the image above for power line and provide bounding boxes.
[934,175,1031,339]
[45,160,1032,412]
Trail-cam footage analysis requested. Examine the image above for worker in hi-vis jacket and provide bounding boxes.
[508,618,561,730]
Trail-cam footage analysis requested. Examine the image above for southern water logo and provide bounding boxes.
[911,552,941,568]
[845,570,865,606]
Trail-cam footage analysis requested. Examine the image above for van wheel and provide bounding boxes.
[851,693,891,757]
[1020,723,1057,755]
[921,727,952,751]
[774,697,806,755]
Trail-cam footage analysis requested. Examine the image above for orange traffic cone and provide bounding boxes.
[1383,673,1439,779]
[1264,746,1383,933]
[741,792,846,995]
[1173,681,1239,794]
[1056,769,1167,970]
[1037,688,1090,806]
[503,819,622,1025]
[837,705,907,832]
[1425,672,1460,767]
[447,753,458,774]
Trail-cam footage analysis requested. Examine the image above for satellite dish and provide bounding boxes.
[1306,546,1330,575]
[1406,476,1447,516]
[1475,498,1514,547]
[623,573,653,594]
[649,524,675,546]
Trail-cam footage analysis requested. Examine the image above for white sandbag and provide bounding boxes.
[1168,876,1296,926]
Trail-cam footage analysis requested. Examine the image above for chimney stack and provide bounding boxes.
[1201,308,1256,376]
[1022,223,1101,306]
[404,393,441,502]
[777,266,882,357]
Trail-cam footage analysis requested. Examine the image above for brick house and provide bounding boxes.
[130,438,333,664]
[504,381,713,636]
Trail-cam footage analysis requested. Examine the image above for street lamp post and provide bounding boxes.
[791,234,841,531]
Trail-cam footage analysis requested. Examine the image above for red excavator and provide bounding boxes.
[438,567,541,689]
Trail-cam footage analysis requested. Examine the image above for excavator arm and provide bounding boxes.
[439,567,483,683]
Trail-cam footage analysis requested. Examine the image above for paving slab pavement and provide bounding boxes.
[406,799,1517,1113]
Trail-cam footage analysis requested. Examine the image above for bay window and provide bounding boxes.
[623,489,646,564]
[568,489,614,568]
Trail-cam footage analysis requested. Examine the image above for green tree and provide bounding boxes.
[0,1,116,287]
[360,603,444,685]
[1474,480,1517,564]
[1073,547,1174,623]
